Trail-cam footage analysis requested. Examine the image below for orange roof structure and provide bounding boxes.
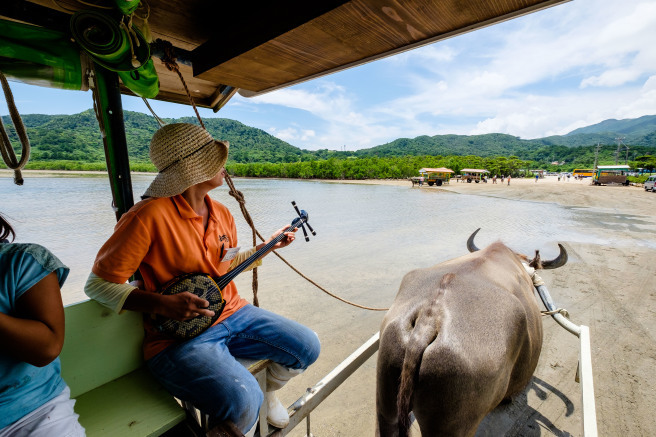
[460,168,490,173]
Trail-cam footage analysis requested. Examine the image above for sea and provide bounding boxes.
[1,174,618,307]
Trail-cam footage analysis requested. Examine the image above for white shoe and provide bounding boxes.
[266,392,289,428]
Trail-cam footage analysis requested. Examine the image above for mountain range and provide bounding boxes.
[2,111,655,166]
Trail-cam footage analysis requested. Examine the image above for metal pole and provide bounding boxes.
[269,333,380,436]
[535,284,598,437]
[92,66,135,221]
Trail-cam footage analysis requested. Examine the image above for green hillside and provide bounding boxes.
[1,111,655,175]
[566,114,656,137]
[1,110,307,166]
[355,133,540,158]
[356,131,656,163]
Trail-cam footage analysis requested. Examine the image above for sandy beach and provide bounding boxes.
[288,175,656,436]
[4,170,656,436]
[336,174,656,214]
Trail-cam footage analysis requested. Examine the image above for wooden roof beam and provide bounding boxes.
[191,0,349,77]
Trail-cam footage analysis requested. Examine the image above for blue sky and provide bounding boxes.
[2,0,656,151]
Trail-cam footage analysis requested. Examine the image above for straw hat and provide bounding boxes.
[144,123,229,198]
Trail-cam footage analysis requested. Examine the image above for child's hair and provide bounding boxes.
[0,213,16,242]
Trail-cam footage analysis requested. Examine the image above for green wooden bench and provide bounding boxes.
[60,300,186,436]
[60,300,272,437]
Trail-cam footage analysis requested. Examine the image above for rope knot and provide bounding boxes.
[541,308,570,318]
[228,188,245,204]
[153,38,179,73]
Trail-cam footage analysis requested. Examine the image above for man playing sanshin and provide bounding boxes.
[85,123,320,435]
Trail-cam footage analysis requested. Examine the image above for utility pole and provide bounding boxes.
[593,143,601,170]
[624,144,630,165]
[615,137,625,165]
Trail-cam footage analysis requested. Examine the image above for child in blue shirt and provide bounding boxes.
[0,213,84,436]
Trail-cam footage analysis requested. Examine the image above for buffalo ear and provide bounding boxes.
[528,250,542,269]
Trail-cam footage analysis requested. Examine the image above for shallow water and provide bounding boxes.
[0,175,649,305]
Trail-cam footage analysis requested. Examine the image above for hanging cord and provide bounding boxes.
[223,173,261,306]
[162,47,389,311]
[223,173,389,311]
[88,69,107,140]
[0,71,31,185]
[132,1,152,43]
[142,98,166,127]
[119,15,143,69]
[153,39,205,129]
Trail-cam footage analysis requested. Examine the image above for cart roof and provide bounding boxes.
[419,168,454,173]
[4,0,568,111]
[596,165,630,170]
[461,168,489,173]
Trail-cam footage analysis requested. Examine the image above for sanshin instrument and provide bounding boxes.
[154,203,314,339]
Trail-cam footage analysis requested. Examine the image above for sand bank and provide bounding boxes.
[289,175,656,437]
[4,169,655,436]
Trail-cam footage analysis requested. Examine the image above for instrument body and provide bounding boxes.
[154,209,310,339]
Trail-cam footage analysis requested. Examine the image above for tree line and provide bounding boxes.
[226,155,567,180]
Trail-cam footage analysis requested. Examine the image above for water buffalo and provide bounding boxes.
[376,229,567,437]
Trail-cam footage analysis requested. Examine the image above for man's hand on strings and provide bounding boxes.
[269,225,297,249]
[157,292,215,321]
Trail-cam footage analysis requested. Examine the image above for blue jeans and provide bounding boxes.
[146,304,320,432]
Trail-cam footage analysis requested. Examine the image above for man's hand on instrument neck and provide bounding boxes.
[256,225,297,255]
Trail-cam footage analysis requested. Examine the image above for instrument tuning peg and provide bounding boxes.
[305,221,316,236]
[291,200,302,218]
[290,201,315,241]
[300,223,310,242]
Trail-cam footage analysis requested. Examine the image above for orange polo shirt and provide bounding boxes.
[92,194,248,360]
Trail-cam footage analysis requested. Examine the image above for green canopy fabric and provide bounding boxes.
[118,59,159,98]
[70,10,159,98]
[0,20,85,90]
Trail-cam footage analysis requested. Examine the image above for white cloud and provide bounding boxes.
[231,0,656,149]
[252,84,350,117]
[581,69,642,88]
[269,127,316,143]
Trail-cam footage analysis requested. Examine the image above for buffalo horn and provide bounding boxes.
[466,228,481,252]
[540,243,568,269]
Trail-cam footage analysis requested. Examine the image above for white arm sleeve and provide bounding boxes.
[84,272,136,314]
[228,247,262,272]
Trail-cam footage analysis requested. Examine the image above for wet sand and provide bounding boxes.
[284,176,656,437]
[5,170,656,436]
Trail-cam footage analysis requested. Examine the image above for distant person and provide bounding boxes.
[535,174,539,182]
[493,175,497,184]
[507,175,511,185]
[419,175,424,187]
[0,212,85,437]
[558,175,561,181]
[501,176,504,183]
[567,174,571,181]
